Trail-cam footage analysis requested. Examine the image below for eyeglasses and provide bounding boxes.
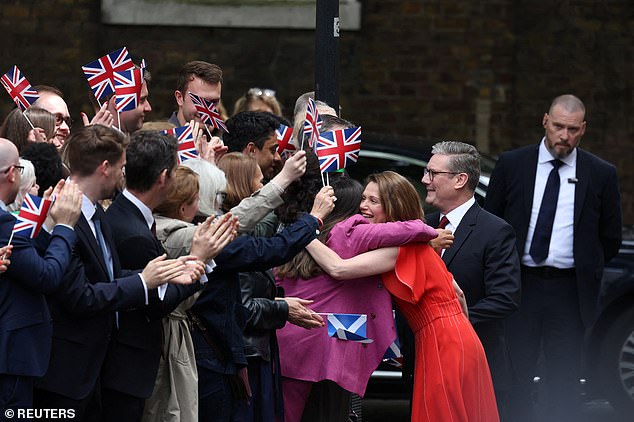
[248,88,276,98]
[1,165,24,175]
[423,168,459,181]
[54,113,73,127]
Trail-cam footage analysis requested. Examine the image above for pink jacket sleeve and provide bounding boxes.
[327,214,438,258]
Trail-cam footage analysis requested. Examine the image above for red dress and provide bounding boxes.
[382,244,499,422]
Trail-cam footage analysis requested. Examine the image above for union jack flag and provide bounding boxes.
[12,193,52,239]
[82,47,134,101]
[188,92,228,133]
[276,124,296,159]
[162,125,199,163]
[113,68,143,112]
[314,126,362,173]
[303,97,322,148]
[1,66,39,111]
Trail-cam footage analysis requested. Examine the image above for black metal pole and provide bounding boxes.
[315,0,340,114]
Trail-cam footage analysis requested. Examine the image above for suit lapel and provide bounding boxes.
[522,145,539,224]
[573,149,590,227]
[76,214,110,278]
[442,203,479,267]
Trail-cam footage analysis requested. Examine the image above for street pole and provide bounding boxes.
[315,0,339,114]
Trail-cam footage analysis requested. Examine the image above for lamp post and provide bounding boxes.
[315,0,339,114]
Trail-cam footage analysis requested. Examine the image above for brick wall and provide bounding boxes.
[1,0,632,223]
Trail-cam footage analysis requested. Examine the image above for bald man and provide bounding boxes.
[0,138,82,412]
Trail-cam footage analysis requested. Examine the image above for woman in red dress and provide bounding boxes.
[306,171,499,422]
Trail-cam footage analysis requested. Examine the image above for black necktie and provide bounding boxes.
[529,159,564,263]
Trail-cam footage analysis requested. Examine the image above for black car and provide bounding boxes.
[349,140,634,418]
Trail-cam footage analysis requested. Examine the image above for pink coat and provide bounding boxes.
[276,215,437,396]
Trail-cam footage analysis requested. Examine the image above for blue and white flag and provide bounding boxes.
[326,313,373,343]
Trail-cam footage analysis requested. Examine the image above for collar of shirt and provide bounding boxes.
[122,189,154,230]
[441,196,475,232]
[539,137,577,168]
[0,200,6,211]
[81,194,97,221]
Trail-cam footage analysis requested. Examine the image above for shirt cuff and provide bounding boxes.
[138,273,149,305]
[55,223,75,231]
[199,260,216,285]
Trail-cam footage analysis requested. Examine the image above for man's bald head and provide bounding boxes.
[0,138,21,204]
[0,138,19,167]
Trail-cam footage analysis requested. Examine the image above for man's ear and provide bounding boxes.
[158,168,168,186]
[98,160,109,176]
[455,173,469,190]
[243,142,257,156]
[542,113,549,129]
[175,90,184,107]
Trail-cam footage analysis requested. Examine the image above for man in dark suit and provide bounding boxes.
[32,126,203,420]
[103,131,209,422]
[0,138,82,411]
[422,141,521,414]
[485,94,622,421]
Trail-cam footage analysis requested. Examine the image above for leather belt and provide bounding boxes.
[521,265,576,278]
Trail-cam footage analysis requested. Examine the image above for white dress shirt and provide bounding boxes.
[522,138,576,268]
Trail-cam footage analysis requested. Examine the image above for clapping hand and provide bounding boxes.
[190,213,239,262]
[81,101,114,127]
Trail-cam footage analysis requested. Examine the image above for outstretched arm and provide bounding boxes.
[305,239,397,279]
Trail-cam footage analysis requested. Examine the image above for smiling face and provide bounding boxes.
[253,133,281,179]
[359,182,387,224]
[34,92,71,148]
[543,104,586,159]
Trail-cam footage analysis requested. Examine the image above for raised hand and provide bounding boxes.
[272,150,307,189]
[48,180,83,227]
[310,185,336,221]
[190,213,238,262]
[282,297,325,329]
[82,101,114,127]
[0,245,12,273]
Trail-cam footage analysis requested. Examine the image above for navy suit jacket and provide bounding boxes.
[37,208,147,400]
[103,194,200,398]
[192,213,319,375]
[485,145,622,326]
[0,209,76,377]
[427,204,521,389]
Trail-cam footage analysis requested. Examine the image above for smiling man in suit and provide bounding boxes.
[485,94,622,421]
[423,141,521,416]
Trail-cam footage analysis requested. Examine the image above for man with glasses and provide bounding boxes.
[0,137,82,412]
[423,141,521,416]
[33,86,72,149]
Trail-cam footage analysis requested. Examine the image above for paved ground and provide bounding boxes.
[361,399,627,422]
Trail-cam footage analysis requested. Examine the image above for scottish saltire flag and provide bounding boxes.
[188,92,228,133]
[162,125,198,163]
[303,97,322,148]
[82,47,134,101]
[113,68,143,112]
[12,193,52,238]
[314,126,362,173]
[327,313,373,343]
[383,336,403,368]
[276,124,296,159]
[1,66,39,111]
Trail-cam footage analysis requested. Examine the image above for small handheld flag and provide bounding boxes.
[276,124,296,159]
[1,66,39,111]
[113,68,143,112]
[12,193,52,239]
[188,92,228,133]
[162,125,199,163]
[326,313,373,343]
[302,97,322,149]
[82,47,135,103]
[314,126,362,173]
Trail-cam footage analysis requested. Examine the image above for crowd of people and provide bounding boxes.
[0,56,623,422]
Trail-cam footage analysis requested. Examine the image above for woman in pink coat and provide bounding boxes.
[275,175,438,422]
